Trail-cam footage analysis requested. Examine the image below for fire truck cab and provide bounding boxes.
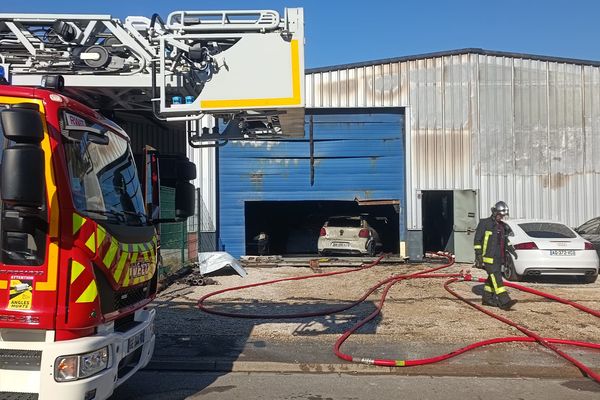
[0,7,305,399]
[0,84,195,400]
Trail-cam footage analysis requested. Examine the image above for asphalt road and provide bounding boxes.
[110,371,600,400]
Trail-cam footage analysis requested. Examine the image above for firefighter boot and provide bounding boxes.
[497,293,517,310]
[482,291,498,307]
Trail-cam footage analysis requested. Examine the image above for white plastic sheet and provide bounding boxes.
[198,251,247,277]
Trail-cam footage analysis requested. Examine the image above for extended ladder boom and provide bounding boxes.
[0,8,304,135]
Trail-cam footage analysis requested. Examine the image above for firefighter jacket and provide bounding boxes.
[474,216,508,265]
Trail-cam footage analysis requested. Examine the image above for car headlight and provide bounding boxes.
[55,346,109,382]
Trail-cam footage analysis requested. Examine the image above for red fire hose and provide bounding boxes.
[198,253,600,383]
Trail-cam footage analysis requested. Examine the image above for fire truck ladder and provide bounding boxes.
[0,9,305,138]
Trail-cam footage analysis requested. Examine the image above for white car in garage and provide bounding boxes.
[503,219,599,283]
[318,216,382,256]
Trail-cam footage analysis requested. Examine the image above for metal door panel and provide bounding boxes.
[452,190,477,263]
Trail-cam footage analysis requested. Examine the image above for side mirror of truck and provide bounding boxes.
[175,181,195,219]
[148,154,196,223]
[174,159,196,219]
[1,105,44,143]
[0,106,45,207]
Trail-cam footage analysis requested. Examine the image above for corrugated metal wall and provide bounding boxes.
[187,116,218,253]
[114,112,187,156]
[219,109,405,257]
[307,51,600,229]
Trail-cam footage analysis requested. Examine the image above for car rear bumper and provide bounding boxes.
[522,267,598,277]
[317,237,369,255]
[513,250,599,276]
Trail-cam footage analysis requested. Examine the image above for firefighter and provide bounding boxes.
[473,201,517,310]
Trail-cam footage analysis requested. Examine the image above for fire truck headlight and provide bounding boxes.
[55,356,78,381]
[54,346,109,382]
[79,347,109,378]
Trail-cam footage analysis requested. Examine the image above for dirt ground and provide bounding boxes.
[154,260,600,349]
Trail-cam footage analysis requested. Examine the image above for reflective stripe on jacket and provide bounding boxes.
[474,216,507,265]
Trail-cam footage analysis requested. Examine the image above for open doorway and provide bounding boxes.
[244,200,400,256]
[421,190,477,262]
[421,191,454,253]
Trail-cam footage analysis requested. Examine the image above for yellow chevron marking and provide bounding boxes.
[70,260,85,284]
[76,280,98,303]
[103,240,119,268]
[131,250,139,264]
[85,233,96,253]
[73,214,86,235]
[113,252,128,283]
[123,269,130,286]
[97,226,106,250]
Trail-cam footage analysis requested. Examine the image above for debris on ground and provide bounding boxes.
[199,251,247,277]
[183,270,219,286]
[309,259,322,273]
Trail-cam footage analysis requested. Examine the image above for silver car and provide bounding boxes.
[318,216,382,256]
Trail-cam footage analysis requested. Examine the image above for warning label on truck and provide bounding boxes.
[9,277,33,310]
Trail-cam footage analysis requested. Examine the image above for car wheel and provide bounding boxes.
[502,256,522,282]
[367,241,376,257]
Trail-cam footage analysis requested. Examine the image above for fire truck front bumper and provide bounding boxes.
[0,307,156,400]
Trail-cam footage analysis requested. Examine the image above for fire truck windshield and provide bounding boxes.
[62,112,147,226]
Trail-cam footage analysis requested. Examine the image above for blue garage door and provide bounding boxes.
[219,108,405,257]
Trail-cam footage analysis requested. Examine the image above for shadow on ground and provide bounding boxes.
[111,294,381,399]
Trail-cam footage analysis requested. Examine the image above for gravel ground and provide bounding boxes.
[153,261,600,346]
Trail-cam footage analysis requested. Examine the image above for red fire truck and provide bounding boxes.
[0,83,195,400]
[0,7,304,399]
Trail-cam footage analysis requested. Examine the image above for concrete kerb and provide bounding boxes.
[145,358,589,379]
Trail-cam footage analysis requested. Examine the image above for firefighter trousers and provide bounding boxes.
[483,262,512,306]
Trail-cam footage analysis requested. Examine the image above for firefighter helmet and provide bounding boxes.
[491,201,509,218]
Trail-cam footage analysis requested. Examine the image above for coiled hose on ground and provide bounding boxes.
[198,253,600,384]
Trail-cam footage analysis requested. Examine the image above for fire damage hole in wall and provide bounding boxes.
[245,200,399,256]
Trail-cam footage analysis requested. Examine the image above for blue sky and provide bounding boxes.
[2,0,599,68]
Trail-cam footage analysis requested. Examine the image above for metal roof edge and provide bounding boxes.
[306,48,600,74]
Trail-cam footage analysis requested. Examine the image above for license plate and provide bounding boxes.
[127,330,146,353]
[549,250,575,256]
[331,242,350,248]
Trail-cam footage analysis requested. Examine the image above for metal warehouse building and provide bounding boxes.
[192,48,600,262]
